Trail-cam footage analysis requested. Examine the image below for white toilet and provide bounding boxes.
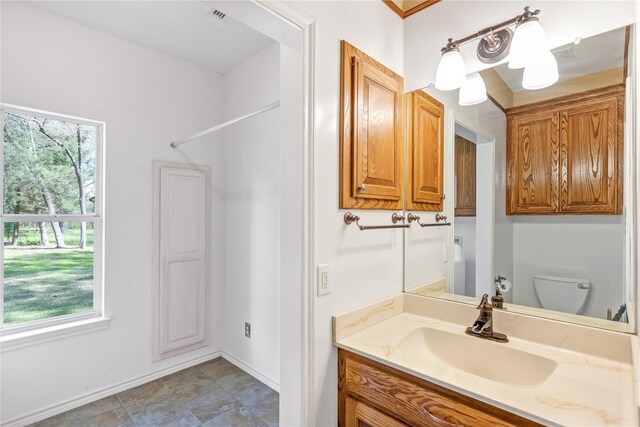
[533,274,591,314]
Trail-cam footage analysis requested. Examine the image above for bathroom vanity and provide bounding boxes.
[333,293,637,426]
[339,349,539,426]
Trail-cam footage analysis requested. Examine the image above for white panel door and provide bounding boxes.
[154,162,209,359]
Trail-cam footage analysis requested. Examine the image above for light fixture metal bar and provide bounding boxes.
[444,6,540,50]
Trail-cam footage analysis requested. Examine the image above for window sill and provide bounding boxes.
[0,316,111,352]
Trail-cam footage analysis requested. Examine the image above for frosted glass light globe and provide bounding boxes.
[458,72,487,106]
[522,49,559,90]
[509,19,548,69]
[435,48,467,91]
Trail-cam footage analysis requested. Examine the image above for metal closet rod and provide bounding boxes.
[170,100,280,148]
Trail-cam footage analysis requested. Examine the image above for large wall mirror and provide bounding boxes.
[404,24,636,333]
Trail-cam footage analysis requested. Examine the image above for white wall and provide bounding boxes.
[0,3,226,423]
[404,0,636,91]
[512,217,625,319]
[475,137,495,297]
[454,217,476,296]
[491,106,514,303]
[633,0,639,337]
[290,1,404,425]
[221,42,281,389]
[405,219,449,290]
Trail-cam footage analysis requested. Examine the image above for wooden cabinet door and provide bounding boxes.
[345,397,407,427]
[407,90,445,211]
[560,96,622,214]
[340,41,404,210]
[454,135,476,216]
[352,57,403,201]
[507,110,560,215]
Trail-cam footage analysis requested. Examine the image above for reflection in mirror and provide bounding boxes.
[453,133,476,298]
[452,124,499,302]
[404,25,635,332]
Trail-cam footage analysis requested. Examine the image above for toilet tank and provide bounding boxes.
[533,274,590,315]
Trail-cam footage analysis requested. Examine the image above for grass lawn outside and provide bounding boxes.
[4,225,94,248]
[3,227,94,325]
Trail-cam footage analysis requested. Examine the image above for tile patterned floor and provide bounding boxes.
[29,357,279,427]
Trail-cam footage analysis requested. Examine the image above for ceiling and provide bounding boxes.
[385,0,441,18]
[494,26,626,92]
[25,1,275,74]
[389,0,435,12]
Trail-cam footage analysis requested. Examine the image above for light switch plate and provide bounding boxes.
[317,264,331,296]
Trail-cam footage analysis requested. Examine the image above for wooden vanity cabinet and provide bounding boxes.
[340,40,404,210]
[406,90,445,212]
[506,85,624,215]
[338,349,541,427]
[454,135,476,217]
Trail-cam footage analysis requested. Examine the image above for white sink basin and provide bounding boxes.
[397,327,557,387]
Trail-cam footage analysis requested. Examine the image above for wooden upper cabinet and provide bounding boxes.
[507,110,560,215]
[560,97,621,214]
[340,41,404,210]
[506,84,624,216]
[406,90,445,211]
[455,135,476,217]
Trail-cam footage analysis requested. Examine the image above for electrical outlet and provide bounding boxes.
[317,264,331,296]
[244,322,251,338]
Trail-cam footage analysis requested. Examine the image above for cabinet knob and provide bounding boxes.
[358,183,366,192]
[440,194,446,200]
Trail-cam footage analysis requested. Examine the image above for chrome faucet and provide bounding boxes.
[465,294,509,343]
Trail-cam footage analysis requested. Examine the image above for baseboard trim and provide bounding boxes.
[3,351,221,427]
[221,351,280,393]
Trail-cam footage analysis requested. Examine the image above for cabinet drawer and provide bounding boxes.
[346,397,408,427]
[340,350,540,427]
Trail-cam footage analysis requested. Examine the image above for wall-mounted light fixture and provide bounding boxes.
[459,72,487,106]
[435,6,558,105]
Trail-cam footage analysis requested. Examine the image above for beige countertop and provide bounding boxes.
[333,293,637,427]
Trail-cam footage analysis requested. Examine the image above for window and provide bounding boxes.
[1,105,104,333]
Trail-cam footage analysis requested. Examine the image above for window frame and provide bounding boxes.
[0,104,105,335]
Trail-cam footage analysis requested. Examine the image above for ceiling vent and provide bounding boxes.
[208,8,229,22]
[552,45,575,61]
